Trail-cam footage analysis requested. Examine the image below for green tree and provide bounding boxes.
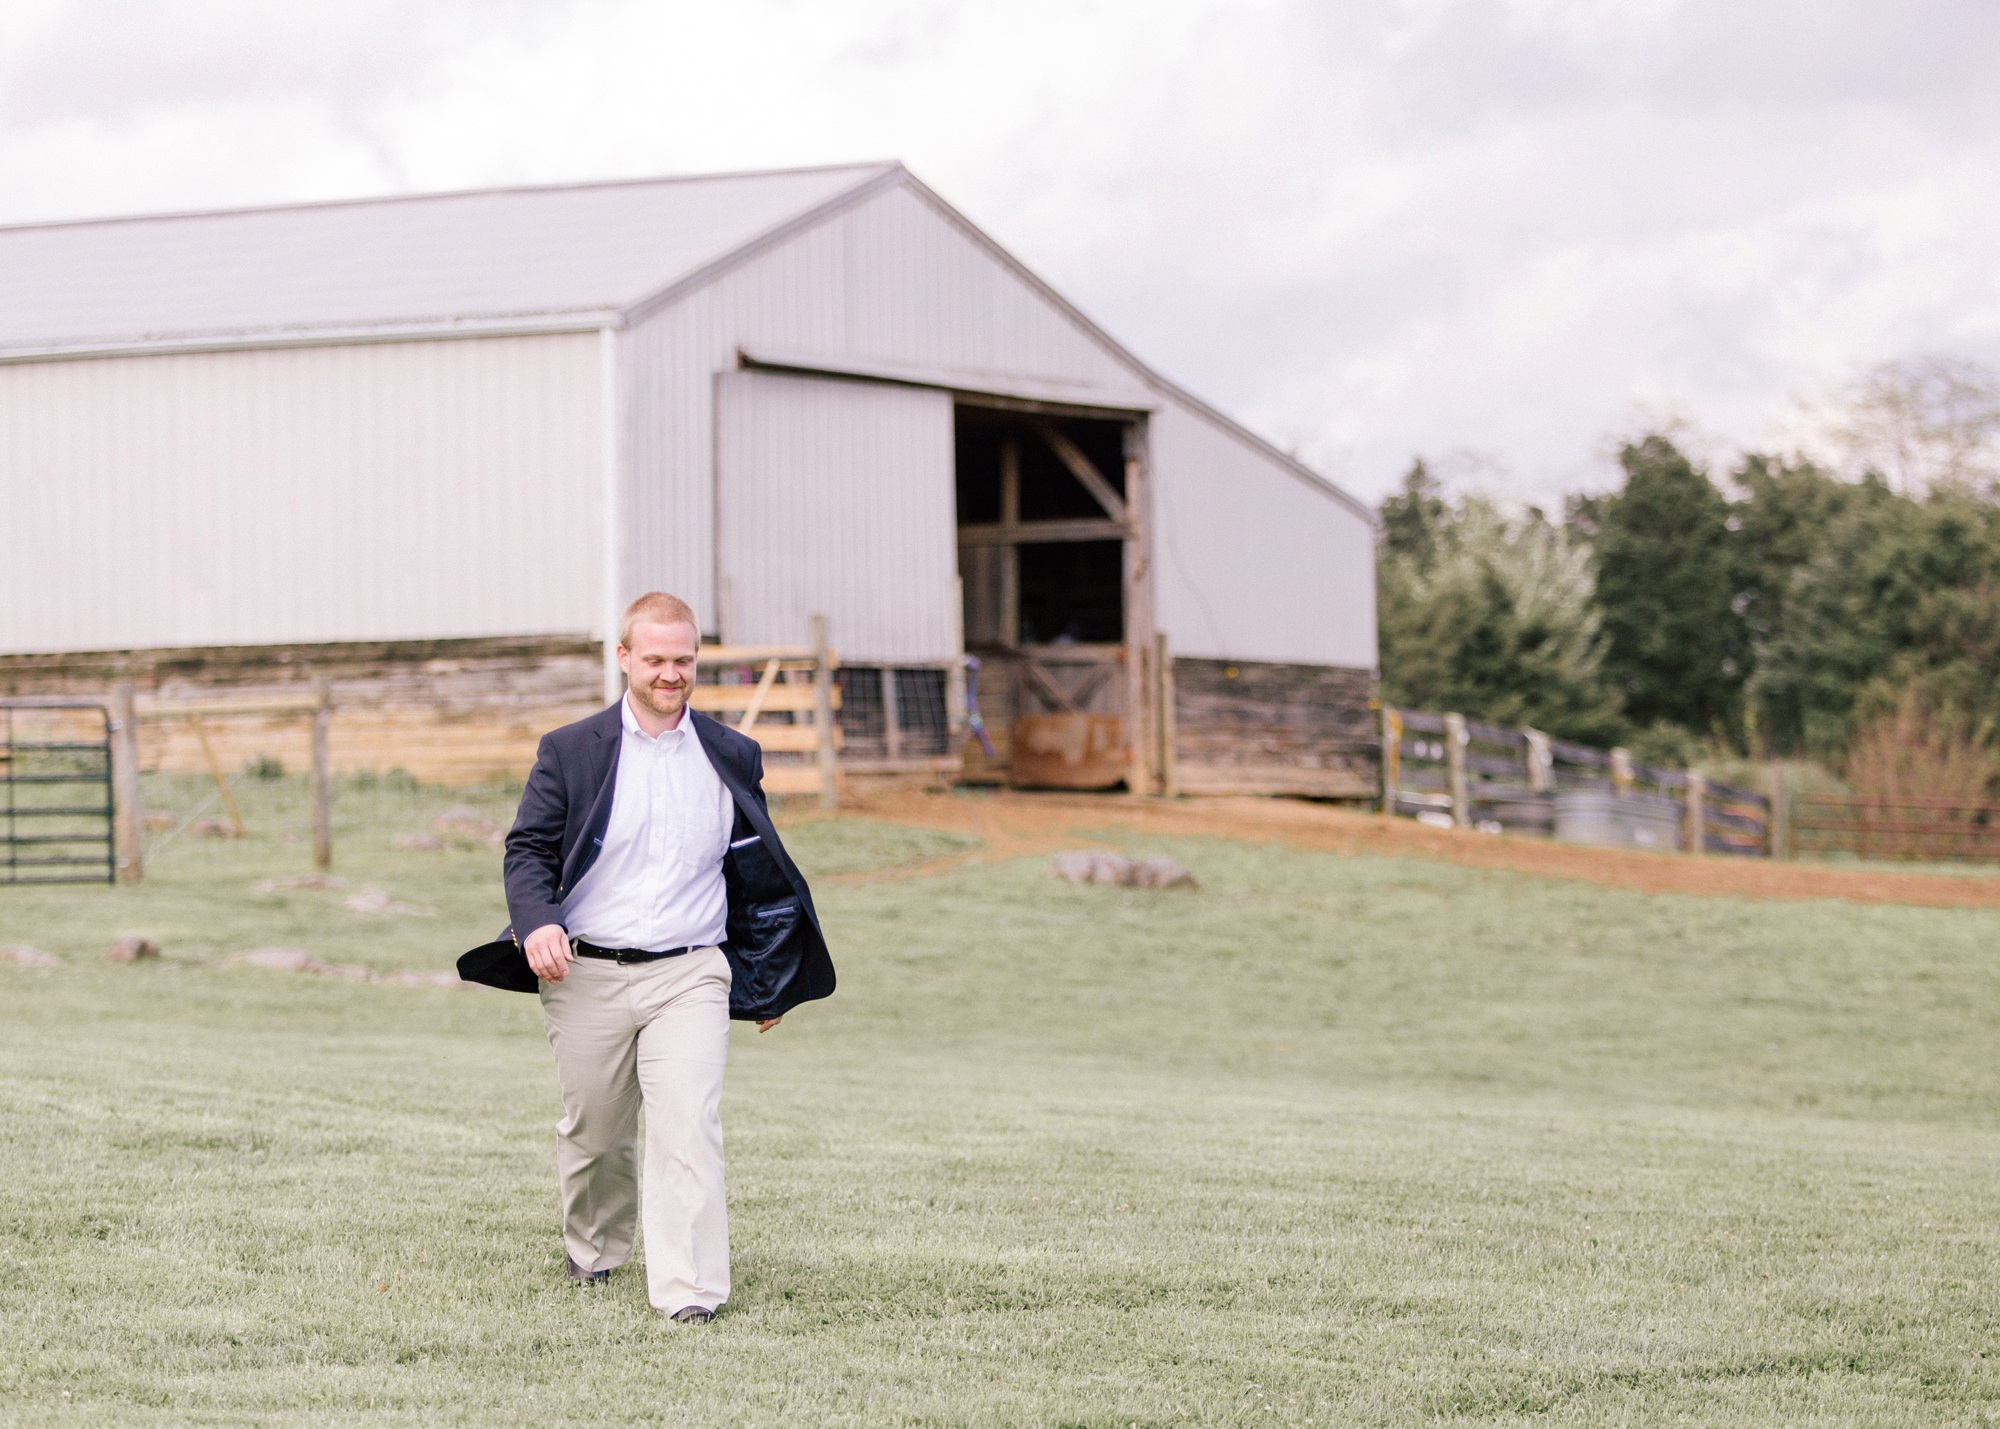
[1751,488,2000,755]
[1378,495,1624,744]
[1729,454,1858,651]
[1378,458,1447,569]
[1593,436,1745,734]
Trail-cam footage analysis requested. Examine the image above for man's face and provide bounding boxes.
[618,620,699,721]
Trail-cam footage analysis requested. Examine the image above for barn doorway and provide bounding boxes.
[954,405,1141,789]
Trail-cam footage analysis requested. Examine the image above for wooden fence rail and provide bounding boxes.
[691,616,841,808]
[132,681,336,874]
[1382,704,1773,856]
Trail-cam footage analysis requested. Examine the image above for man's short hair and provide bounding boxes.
[619,592,700,649]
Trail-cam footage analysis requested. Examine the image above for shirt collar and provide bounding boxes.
[621,692,690,745]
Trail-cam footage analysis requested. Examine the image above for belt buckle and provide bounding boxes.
[614,948,642,965]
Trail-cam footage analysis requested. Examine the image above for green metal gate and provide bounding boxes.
[1,701,116,885]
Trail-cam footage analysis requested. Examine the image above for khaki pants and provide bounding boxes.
[539,946,732,1314]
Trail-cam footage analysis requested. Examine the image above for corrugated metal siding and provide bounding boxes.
[0,334,600,653]
[1149,402,1378,669]
[622,221,850,628]
[714,371,958,662]
[839,185,1138,385]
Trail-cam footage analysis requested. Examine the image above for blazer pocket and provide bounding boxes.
[721,835,806,1018]
[724,833,792,904]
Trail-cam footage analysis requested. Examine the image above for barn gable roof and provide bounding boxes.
[0,162,900,356]
[0,161,1370,520]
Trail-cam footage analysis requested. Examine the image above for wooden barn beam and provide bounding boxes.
[1034,422,1127,523]
[957,519,1129,547]
[1121,421,1156,795]
[1000,440,1021,646]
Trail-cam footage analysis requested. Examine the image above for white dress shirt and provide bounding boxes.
[559,694,733,952]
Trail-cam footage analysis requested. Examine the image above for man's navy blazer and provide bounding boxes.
[498,701,834,1021]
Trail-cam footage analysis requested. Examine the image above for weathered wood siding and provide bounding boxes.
[1172,657,1378,798]
[0,637,600,785]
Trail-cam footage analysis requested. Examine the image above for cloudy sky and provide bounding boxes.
[4,0,1996,506]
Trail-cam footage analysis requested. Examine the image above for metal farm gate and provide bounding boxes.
[1,701,116,885]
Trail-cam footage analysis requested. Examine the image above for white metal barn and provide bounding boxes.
[0,163,1378,794]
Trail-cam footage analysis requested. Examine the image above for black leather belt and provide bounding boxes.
[572,938,696,965]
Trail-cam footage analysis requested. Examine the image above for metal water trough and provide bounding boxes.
[1553,789,1683,852]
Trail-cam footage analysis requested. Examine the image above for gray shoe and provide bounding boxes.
[670,1306,714,1324]
[566,1254,609,1286]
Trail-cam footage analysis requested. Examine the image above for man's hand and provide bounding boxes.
[524,924,573,982]
[756,1017,782,1034]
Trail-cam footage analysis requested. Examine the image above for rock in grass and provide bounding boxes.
[420,806,508,851]
[1050,851,1134,886]
[228,949,462,987]
[380,970,465,988]
[104,936,160,964]
[252,874,347,892]
[344,890,434,917]
[1131,856,1197,890]
[2,946,62,967]
[234,948,323,973]
[432,805,503,842]
[1050,850,1196,889]
[317,962,377,981]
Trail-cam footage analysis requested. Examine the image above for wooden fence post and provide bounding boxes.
[1610,747,1634,796]
[1155,632,1178,797]
[1126,638,1156,797]
[1380,706,1402,815]
[311,680,332,871]
[811,614,838,811]
[1523,729,1552,794]
[110,682,143,884]
[880,667,903,763]
[1768,759,1787,859]
[947,574,969,759]
[1444,712,1470,828]
[1685,770,1707,856]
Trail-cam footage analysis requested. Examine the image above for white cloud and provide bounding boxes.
[4,0,1996,506]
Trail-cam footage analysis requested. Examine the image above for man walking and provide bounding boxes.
[499,591,834,1323]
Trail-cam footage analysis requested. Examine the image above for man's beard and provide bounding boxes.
[634,680,688,718]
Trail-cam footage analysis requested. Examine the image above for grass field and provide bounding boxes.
[3,775,1999,1425]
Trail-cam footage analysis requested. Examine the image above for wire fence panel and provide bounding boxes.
[1792,795,2000,861]
[831,665,951,760]
[892,669,951,757]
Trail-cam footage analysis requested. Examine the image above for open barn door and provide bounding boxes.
[715,370,960,663]
[954,406,1151,791]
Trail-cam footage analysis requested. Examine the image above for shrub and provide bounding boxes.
[1841,686,2000,857]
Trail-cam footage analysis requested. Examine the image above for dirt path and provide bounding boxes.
[812,786,2000,910]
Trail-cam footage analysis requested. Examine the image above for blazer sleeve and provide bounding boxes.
[503,732,570,936]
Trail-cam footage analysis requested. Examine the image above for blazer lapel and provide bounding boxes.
[559,703,626,895]
[694,712,775,842]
